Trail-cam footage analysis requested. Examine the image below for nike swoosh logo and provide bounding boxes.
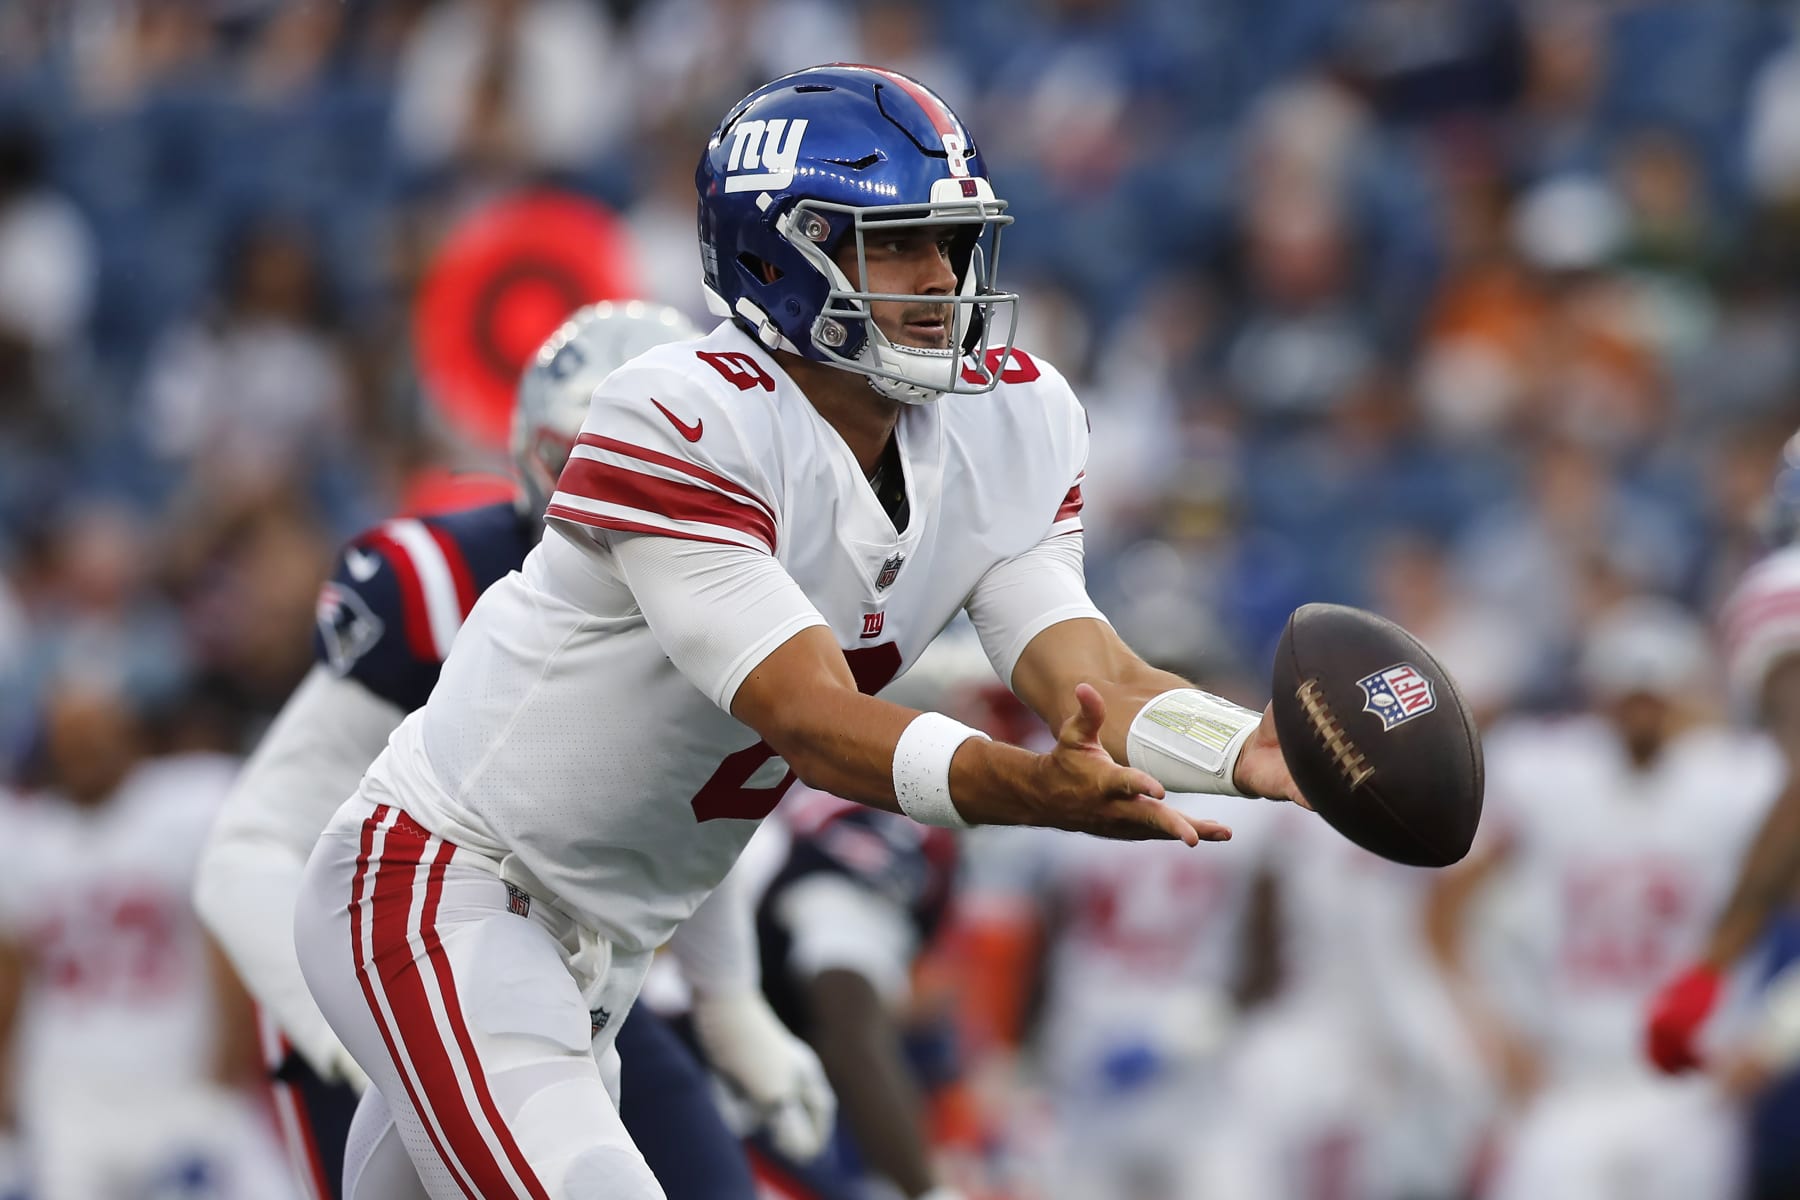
[651,399,703,443]
[345,547,381,582]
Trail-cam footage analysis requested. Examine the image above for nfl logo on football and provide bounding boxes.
[1357,662,1437,731]
[876,554,905,591]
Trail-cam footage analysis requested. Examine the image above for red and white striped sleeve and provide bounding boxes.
[359,517,479,661]
[1721,546,1800,713]
[1050,472,1084,538]
[1042,366,1088,540]
[545,371,779,555]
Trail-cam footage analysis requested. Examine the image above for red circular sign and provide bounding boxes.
[414,191,639,449]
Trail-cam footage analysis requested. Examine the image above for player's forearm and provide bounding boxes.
[0,939,22,1129]
[1006,619,1186,754]
[205,936,264,1088]
[768,694,1048,826]
[195,836,347,1074]
[1082,672,1194,764]
[1704,780,1800,967]
[808,970,938,1198]
[668,856,761,994]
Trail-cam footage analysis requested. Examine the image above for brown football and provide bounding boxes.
[1269,603,1484,867]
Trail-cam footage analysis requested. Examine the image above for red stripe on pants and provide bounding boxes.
[369,814,551,1199]
[349,807,481,1200]
[273,1077,333,1200]
[416,837,555,1200]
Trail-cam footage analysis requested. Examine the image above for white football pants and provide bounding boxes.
[1487,1075,1741,1200]
[295,800,661,1200]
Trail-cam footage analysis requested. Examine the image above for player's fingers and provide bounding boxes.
[1113,797,1230,846]
[1064,682,1106,747]
[1109,763,1166,801]
[1187,817,1233,842]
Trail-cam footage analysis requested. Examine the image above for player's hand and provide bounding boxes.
[1034,684,1233,845]
[691,989,837,1161]
[1233,704,1310,808]
[1646,962,1724,1074]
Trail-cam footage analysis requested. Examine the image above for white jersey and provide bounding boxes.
[1481,716,1781,1080]
[3,754,237,1098]
[1722,542,1800,713]
[969,795,1287,1090]
[357,323,1094,957]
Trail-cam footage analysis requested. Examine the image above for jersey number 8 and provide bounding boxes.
[691,643,903,822]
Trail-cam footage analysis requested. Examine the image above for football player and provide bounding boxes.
[2,675,299,1200]
[1429,599,1780,1200]
[195,303,824,1200]
[292,65,1302,1200]
[1642,438,1800,1198]
[1646,437,1800,1076]
[735,786,959,1200]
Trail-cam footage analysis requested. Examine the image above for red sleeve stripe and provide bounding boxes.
[554,455,777,553]
[376,519,471,660]
[1055,482,1084,523]
[574,433,776,528]
[362,531,437,661]
[423,522,478,618]
[545,506,763,551]
[1722,591,1800,655]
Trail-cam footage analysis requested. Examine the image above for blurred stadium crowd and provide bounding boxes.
[6,0,1800,1198]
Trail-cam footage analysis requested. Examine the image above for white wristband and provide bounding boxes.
[892,712,986,829]
[1126,688,1260,798]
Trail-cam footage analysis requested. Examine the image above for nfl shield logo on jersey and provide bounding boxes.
[1357,662,1437,730]
[876,554,905,590]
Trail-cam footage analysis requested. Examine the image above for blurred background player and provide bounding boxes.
[1430,598,1782,1200]
[195,302,827,1200]
[952,660,1288,1200]
[0,669,297,1200]
[721,635,1006,1200]
[1195,798,1492,1200]
[1645,432,1800,1199]
[740,787,960,1200]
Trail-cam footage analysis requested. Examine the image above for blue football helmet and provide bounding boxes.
[697,64,1019,405]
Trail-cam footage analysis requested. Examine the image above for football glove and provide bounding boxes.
[1646,962,1723,1073]
[691,989,836,1161]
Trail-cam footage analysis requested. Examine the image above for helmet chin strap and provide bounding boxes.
[861,342,954,405]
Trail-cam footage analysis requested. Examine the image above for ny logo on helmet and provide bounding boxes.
[725,118,810,193]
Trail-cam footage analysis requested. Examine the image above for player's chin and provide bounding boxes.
[892,324,951,350]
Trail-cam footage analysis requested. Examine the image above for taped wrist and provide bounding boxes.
[892,712,986,829]
[1126,688,1260,797]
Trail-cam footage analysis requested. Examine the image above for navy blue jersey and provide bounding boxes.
[756,801,957,1042]
[311,503,536,712]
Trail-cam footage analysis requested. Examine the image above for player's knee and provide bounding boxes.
[562,1146,664,1200]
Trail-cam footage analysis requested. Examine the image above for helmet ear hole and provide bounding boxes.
[738,252,784,284]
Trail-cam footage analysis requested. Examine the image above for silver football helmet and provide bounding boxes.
[512,301,700,522]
